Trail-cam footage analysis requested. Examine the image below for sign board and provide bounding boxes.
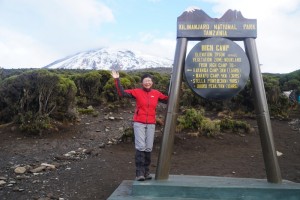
[157,9,282,184]
[177,9,257,40]
[184,37,250,100]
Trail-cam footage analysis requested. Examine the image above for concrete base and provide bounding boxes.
[107,175,300,200]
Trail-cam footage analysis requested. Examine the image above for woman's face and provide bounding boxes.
[142,77,153,89]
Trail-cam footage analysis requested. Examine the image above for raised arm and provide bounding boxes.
[111,70,133,98]
[111,70,119,79]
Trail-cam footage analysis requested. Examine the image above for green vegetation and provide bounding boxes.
[0,68,299,136]
[177,108,251,137]
[220,118,251,133]
[77,106,99,117]
[0,69,77,134]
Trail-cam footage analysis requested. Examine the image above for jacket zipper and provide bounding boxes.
[146,91,150,124]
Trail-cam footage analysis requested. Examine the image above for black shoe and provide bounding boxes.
[135,176,145,181]
[144,173,152,180]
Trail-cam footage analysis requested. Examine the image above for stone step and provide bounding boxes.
[108,175,300,200]
[108,180,209,200]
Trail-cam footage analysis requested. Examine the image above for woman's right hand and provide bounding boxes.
[111,70,119,79]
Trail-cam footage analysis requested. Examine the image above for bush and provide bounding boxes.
[0,70,77,134]
[177,108,205,131]
[177,108,220,137]
[220,118,250,133]
[19,113,51,134]
[77,106,98,117]
[201,118,221,137]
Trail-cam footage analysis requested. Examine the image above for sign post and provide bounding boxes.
[244,38,282,183]
[155,9,282,183]
[155,38,188,179]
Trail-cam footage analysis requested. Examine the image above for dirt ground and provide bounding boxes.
[0,104,300,200]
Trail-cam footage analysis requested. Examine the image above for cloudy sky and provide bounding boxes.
[0,0,299,73]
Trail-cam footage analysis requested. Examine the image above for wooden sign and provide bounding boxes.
[177,9,257,40]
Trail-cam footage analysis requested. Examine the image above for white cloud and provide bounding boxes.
[202,0,300,73]
[0,27,58,68]
[0,0,115,68]
[1,0,299,73]
[109,33,176,60]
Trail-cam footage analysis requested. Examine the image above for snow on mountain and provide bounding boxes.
[44,48,173,70]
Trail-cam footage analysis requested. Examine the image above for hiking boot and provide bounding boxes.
[136,175,145,181]
[144,173,152,180]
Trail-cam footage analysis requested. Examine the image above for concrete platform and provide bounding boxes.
[107,175,300,200]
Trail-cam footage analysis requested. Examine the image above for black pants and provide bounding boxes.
[135,150,151,176]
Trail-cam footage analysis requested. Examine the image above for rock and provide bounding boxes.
[0,180,6,186]
[14,166,27,174]
[107,141,113,145]
[276,151,283,157]
[83,148,93,154]
[156,117,164,126]
[64,151,76,157]
[16,175,30,180]
[30,165,46,173]
[187,132,199,137]
[99,143,105,148]
[41,163,56,169]
[249,127,256,133]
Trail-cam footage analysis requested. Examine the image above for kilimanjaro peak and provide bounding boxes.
[44,48,173,70]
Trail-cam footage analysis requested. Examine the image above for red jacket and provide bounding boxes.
[114,78,168,124]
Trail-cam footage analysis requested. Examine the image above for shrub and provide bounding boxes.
[220,118,250,133]
[200,118,221,137]
[177,108,221,137]
[77,106,98,117]
[102,72,136,102]
[177,108,205,131]
[0,70,77,134]
[19,112,51,134]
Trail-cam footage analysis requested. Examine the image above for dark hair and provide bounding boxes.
[141,73,153,82]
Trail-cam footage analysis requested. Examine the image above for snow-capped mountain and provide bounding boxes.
[44,48,173,70]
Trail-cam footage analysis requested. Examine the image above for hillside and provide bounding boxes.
[0,104,299,199]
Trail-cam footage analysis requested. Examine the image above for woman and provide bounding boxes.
[111,70,168,181]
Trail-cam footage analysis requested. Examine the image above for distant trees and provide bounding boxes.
[0,67,3,83]
[279,69,300,92]
[263,75,290,117]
